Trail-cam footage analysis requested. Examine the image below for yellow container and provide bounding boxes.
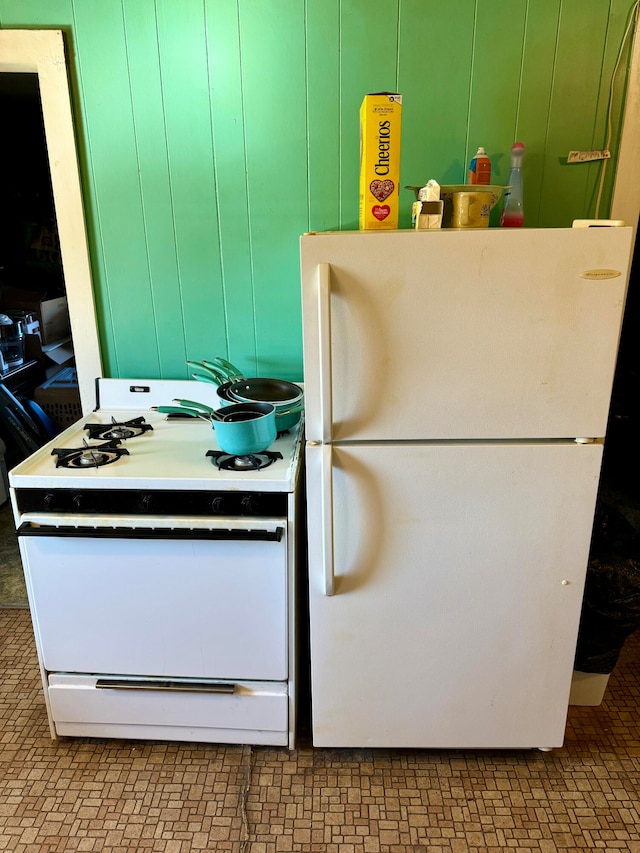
[359,93,402,230]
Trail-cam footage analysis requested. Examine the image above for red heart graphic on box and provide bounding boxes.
[370,179,394,202]
[372,204,390,221]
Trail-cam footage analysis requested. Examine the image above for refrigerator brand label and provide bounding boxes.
[580,269,621,280]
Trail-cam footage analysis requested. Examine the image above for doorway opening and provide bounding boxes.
[0,29,101,427]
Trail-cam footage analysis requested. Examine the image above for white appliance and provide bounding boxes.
[9,378,303,747]
[300,226,633,749]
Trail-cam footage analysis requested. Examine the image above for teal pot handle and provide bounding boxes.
[276,403,304,416]
[274,403,304,431]
[186,360,227,384]
[172,398,216,414]
[154,405,210,419]
[192,371,224,385]
[208,356,245,382]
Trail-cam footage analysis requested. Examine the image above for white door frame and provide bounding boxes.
[0,29,102,412]
[611,8,640,235]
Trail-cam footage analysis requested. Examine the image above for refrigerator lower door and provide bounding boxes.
[306,440,603,748]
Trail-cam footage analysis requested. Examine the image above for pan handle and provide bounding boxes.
[186,360,226,384]
[154,405,210,420]
[173,398,215,414]
[192,371,222,385]
[317,263,333,444]
[209,357,245,383]
[275,403,304,417]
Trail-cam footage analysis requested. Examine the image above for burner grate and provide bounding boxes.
[206,450,283,471]
[52,439,130,469]
[84,416,153,441]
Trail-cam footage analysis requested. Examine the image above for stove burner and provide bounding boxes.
[75,451,112,467]
[84,416,153,441]
[52,439,130,469]
[206,450,283,471]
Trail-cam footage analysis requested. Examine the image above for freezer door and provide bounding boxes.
[305,440,602,748]
[301,228,632,440]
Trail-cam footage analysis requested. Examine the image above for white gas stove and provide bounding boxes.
[9,379,304,747]
[11,377,301,493]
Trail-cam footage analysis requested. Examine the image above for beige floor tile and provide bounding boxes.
[1,609,639,851]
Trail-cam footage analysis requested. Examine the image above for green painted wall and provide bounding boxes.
[0,1,635,381]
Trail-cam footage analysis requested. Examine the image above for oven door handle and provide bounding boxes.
[16,523,284,542]
[95,678,236,694]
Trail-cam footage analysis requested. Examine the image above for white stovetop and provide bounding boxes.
[9,379,303,492]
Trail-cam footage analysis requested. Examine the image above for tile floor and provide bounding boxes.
[0,609,639,852]
[0,503,27,609]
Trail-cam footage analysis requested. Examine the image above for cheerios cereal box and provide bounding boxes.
[359,92,402,230]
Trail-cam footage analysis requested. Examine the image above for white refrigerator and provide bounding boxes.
[300,226,633,749]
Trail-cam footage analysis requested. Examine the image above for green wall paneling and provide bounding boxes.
[538,0,615,226]
[467,0,528,195]
[586,0,636,219]
[514,0,562,227]
[73,1,160,377]
[122,0,187,378]
[0,0,71,27]
[237,0,307,380]
[1,1,637,382]
[69,6,131,379]
[306,0,340,233]
[398,0,475,226]
[155,0,226,375]
[206,0,257,377]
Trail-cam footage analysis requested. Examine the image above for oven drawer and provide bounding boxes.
[21,532,288,680]
[48,674,289,746]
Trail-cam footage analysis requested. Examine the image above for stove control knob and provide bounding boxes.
[210,497,224,514]
[73,493,84,510]
[141,494,153,512]
[43,493,55,510]
[240,496,258,515]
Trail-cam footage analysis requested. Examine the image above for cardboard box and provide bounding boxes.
[359,92,402,230]
[412,200,444,230]
[24,333,74,379]
[34,366,82,427]
[1,286,70,345]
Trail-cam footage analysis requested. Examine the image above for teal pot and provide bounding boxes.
[216,383,303,431]
[211,402,276,455]
[217,380,304,430]
[216,381,235,406]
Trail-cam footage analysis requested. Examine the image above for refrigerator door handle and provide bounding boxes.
[321,442,335,595]
[317,263,333,444]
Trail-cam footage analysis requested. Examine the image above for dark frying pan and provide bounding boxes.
[228,378,303,406]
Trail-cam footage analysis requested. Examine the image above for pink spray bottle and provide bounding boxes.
[500,142,525,227]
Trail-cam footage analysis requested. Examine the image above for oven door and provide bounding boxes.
[18,518,288,681]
